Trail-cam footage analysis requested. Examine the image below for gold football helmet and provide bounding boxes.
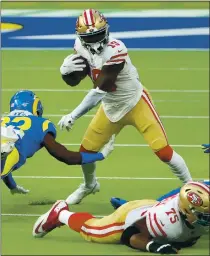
[76,9,109,54]
[178,181,210,226]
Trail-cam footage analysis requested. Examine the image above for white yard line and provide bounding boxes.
[2,47,209,51]
[1,213,104,218]
[45,114,209,119]
[2,67,209,71]
[61,144,203,148]
[2,88,209,93]
[13,176,207,180]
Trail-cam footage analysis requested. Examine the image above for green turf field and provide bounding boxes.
[2,49,209,255]
[1,1,210,255]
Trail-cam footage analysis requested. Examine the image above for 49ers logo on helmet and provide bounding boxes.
[187,192,203,206]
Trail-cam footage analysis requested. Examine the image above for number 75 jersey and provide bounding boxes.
[146,195,205,243]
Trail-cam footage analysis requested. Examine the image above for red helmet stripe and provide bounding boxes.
[89,9,95,25]
[188,181,210,194]
[83,10,89,25]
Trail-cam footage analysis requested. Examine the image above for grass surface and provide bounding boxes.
[2,48,209,255]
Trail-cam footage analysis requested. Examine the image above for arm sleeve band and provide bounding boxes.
[71,87,107,120]
[120,226,140,248]
[80,152,104,164]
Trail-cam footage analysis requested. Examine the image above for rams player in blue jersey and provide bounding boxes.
[1,90,115,195]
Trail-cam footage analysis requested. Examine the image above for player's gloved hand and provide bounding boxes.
[60,54,86,75]
[58,114,75,131]
[10,185,30,195]
[100,135,115,158]
[146,241,178,254]
[202,144,210,153]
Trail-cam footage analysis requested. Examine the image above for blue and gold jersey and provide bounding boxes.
[1,113,56,176]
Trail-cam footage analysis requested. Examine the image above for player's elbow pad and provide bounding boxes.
[62,74,81,87]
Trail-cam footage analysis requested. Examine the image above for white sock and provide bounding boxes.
[166,151,192,183]
[58,210,74,226]
[82,162,97,188]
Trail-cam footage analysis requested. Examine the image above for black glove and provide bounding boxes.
[146,241,178,254]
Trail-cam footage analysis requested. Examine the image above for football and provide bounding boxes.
[62,56,90,87]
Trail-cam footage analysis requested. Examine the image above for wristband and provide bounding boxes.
[81,152,104,164]
[146,241,155,252]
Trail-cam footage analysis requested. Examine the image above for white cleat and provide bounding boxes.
[32,200,68,238]
[65,182,100,205]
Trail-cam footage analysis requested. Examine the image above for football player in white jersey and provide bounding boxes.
[58,9,192,204]
[33,181,209,254]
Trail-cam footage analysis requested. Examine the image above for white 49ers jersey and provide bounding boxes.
[74,37,143,122]
[146,196,205,243]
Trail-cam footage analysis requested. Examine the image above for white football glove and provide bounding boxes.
[10,185,30,195]
[58,114,75,131]
[60,54,86,75]
[100,135,115,158]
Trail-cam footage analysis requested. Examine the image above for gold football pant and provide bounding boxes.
[79,199,157,243]
[81,88,168,152]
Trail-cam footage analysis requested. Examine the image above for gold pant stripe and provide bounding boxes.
[1,147,19,177]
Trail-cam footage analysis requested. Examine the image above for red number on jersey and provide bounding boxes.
[107,41,120,48]
[165,207,179,224]
[91,69,101,81]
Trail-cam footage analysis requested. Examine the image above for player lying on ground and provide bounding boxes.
[33,181,209,254]
[58,9,192,204]
[1,90,114,194]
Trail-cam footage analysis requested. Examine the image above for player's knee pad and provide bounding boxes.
[80,145,97,153]
[155,145,173,162]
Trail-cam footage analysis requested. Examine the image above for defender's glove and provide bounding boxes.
[100,135,115,158]
[58,114,75,131]
[202,144,210,153]
[146,241,178,254]
[10,185,30,195]
[60,54,86,75]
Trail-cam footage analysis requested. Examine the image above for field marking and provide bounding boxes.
[13,176,208,180]
[2,48,209,51]
[53,144,204,148]
[2,9,209,17]
[2,89,209,93]
[12,28,210,40]
[1,113,208,119]
[45,114,209,119]
[2,67,209,72]
[1,213,104,218]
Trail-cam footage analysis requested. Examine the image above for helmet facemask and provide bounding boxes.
[78,25,109,54]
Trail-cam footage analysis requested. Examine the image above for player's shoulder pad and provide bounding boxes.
[41,118,57,138]
[104,38,128,66]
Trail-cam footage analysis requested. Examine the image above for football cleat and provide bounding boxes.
[65,182,100,205]
[32,200,68,238]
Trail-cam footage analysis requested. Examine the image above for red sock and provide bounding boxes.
[68,212,94,232]
[155,145,173,162]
